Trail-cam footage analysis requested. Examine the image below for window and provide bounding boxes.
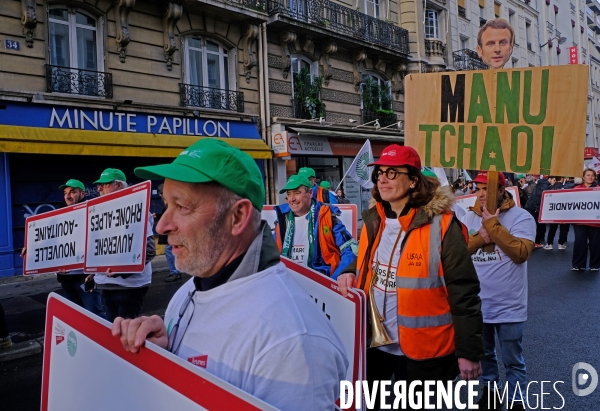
[425,9,440,39]
[460,36,469,50]
[183,36,238,110]
[494,2,500,18]
[47,7,106,96]
[291,56,323,119]
[364,0,380,18]
[509,10,515,27]
[361,74,395,126]
[526,20,532,50]
[479,0,485,18]
[458,0,467,18]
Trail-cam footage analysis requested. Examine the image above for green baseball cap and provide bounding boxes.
[421,169,437,178]
[134,139,265,211]
[279,174,312,194]
[319,181,331,189]
[59,179,85,191]
[93,168,126,184]
[298,167,316,178]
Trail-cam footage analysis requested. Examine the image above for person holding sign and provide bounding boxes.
[571,168,600,271]
[459,172,536,411]
[89,169,156,321]
[298,167,338,204]
[476,19,514,69]
[112,140,348,410]
[273,174,358,279]
[337,144,484,408]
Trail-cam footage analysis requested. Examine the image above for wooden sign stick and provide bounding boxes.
[482,170,499,252]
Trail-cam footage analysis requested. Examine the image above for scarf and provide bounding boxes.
[282,200,316,268]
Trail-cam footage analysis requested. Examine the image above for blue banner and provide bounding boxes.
[0,101,261,139]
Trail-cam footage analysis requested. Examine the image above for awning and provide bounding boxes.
[289,126,404,142]
[0,125,272,159]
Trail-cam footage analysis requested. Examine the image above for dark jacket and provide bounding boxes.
[359,186,484,361]
[525,178,551,212]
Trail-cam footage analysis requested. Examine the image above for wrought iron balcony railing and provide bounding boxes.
[361,109,398,128]
[292,99,326,120]
[45,64,112,98]
[229,0,267,12]
[453,49,488,71]
[179,83,244,112]
[267,0,410,54]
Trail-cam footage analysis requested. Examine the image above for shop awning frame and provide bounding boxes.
[0,125,272,159]
[288,126,404,142]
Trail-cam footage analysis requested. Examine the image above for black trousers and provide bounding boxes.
[0,302,9,338]
[366,348,459,410]
[529,211,547,244]
[572,224,600,269]
[546,223,569,245]
[102,286,149,322]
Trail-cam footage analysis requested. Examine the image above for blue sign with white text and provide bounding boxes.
[0,101,261,139]
[5,40,19,50]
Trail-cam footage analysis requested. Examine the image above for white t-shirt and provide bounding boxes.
[291,215,310,266]
[163,262,348,411]
[460,206,536,323]
[94,213,154,288]
[371,218,405,356]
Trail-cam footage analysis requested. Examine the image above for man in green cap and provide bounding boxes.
[298,167,338,204]
[89,168,156,321]
[21,179,105,317]
[274,174,357,279]
[111,139,347,410]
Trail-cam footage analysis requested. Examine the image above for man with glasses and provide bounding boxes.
[273,174,358,279]
[89,168,156,321]
[111,140,347,410]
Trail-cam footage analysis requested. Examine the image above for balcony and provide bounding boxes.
[453,49,488,71]
[361,109,398,128]
[588,0,600,13]
[179,84,244,112]
[267,0,410,54]
[425,38,446,58]
[292,99,326,120]
[45,65,112,98]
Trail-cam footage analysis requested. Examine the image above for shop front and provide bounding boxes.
[0,101,271,277]
[271,123,403,225]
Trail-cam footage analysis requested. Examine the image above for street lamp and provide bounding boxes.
[540,36,567,48]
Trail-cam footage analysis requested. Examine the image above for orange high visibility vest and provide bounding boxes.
[357,203,460,360]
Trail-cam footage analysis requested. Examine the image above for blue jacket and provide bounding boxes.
[312,185,338,204]
[273,202,357,279]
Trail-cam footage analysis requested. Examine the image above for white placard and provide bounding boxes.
[84,181,150,273]
[42,293,278,411]
[454,186,520,214]
[24,203,87,275]
[539,188,600,224]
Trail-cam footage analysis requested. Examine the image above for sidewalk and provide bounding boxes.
[0,256,183,363]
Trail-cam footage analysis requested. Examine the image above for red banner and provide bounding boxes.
[569,46,578,64]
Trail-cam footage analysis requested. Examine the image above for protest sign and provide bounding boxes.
[84,181,150,274]
[281,257,366,410]
[42,293,277,411]
[539,188,600,224]
[405,65,588,177]
[454,186,520,214]
[24,203,87,275]
[261,204,358,239]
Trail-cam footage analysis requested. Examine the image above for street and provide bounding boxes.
[1,236,600,410]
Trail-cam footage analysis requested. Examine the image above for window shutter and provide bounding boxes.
[228,47,237,91]
[479,0,485,8]
[458,0,465,9]
[494,2,500,17]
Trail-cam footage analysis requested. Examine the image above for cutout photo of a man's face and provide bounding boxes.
[476,19,514,69]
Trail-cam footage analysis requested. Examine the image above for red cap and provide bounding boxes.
[368,144,421,169]
[472,171,506,187]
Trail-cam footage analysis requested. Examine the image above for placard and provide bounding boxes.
[23,203,87,275]
[262,204,358,239]
[405,65,588,176]
[84,181,151,274]
[539,188,600,224]
[454,186,520,214]
[281,258,366,410]
[42,293,277,411]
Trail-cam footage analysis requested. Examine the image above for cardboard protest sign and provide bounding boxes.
[454,186,520,214]
[42,293,278,411]
[84,181,150,274]
[405,65,588,176]
[281,257,366,410]
[24,203,87,275]
[262,204,358,239]
[539,188,600,224]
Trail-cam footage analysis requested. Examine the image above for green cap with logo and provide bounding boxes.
[319,181,331,189]
[59,179,85,191]
[134,139,265,211]
[93,168,126,184]
[279,174,312,194]
[421,169,437,178]
[298,167,316,178]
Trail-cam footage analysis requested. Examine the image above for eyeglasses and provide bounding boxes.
[166,290,196,355]
[97,182,114,189]
[375,168,410,180]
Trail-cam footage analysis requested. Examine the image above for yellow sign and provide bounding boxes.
[405,65,588,176]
